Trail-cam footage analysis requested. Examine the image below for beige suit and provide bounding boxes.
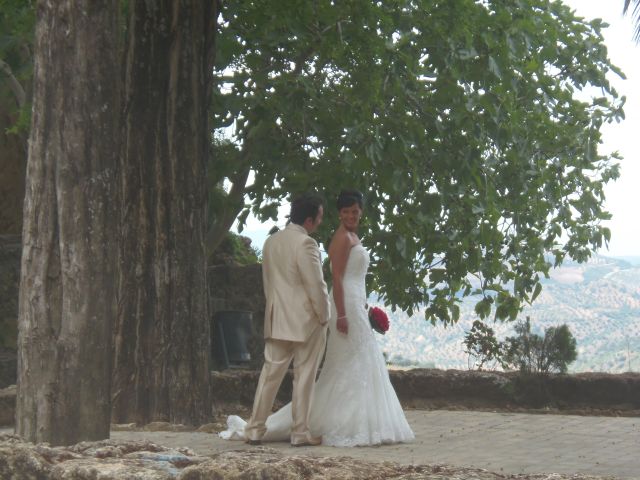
[245,223,331,443]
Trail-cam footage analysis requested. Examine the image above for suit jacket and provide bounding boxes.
[262,223,331,342]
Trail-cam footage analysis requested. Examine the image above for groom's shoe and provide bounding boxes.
[245,438,262,446]
[291,434,322,447]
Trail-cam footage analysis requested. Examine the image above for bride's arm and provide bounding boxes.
[329,232,351,334]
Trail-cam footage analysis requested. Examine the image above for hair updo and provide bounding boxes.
[336,190,364,210]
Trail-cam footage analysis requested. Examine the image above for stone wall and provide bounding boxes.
[0,347,16,390]
[3,369,640,427]
[208,263,265,370]
[0,110,26,234]
[0,235,19,388]
[0,385,15,426]
[389,369,640,411]
[209,369,640,414]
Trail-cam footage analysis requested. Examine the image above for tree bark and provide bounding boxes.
[16,1,119,446]
[112,0,215,426]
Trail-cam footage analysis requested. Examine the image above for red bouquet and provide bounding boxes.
[368,306,389,334]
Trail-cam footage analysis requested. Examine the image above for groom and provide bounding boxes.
[245,193,331,447]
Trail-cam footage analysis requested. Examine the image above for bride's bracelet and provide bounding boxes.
[337,315,347,319]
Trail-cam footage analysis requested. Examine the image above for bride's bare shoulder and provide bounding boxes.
[328,231,346,256]
[328,230,359,257]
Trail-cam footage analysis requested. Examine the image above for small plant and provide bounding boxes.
[463,320,507,371]
[463,317,578,375]
[503,317,577,375]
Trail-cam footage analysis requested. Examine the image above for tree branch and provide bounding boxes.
[0,59,26,108]
[205,168,251,257]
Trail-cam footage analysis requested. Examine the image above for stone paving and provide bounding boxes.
[404,411,640,478]
[3,410,639,478]
[119,410,640,479]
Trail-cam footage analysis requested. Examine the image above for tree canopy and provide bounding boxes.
[1,1,626,326]
[211,0,624,324]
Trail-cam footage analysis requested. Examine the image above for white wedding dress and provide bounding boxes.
[219,244,414,446]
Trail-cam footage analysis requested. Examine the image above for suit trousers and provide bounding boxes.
[245,324,327,442]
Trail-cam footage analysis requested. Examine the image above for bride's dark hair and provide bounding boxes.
[336,190,364,210]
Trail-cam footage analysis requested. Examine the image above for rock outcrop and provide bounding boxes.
[0,433,208,479]
[0,434,614,480]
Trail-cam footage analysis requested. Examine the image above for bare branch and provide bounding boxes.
[205,167,251,257]
[0,59,27,108]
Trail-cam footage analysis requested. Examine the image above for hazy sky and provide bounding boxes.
[236,2,640,258]
[562,0,640,257]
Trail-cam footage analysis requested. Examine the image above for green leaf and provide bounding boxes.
[531,282,542,303]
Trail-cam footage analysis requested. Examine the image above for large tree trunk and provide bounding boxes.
[112,1,215,426]
[16,1,119,446]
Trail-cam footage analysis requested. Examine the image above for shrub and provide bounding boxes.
[504,317,577,374]
[463,320,507,371]
[463,316,578,375]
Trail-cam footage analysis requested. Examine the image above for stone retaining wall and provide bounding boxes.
[208,263,265,370]
[3,369,640,427]
[210,368,640,413]
[0,236,19,389]
[0,385,15,426]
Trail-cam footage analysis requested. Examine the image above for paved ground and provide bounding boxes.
[4,410,640,478]
[124,410,640,479]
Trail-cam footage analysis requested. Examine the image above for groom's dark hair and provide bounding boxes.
[289,193,324,225]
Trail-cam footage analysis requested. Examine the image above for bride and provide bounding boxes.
[220,190,414,446]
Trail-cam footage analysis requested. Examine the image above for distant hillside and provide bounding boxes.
[374,254,640,373]
[609,255,640,266]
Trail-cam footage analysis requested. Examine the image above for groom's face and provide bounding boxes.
[305,205,324,234]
